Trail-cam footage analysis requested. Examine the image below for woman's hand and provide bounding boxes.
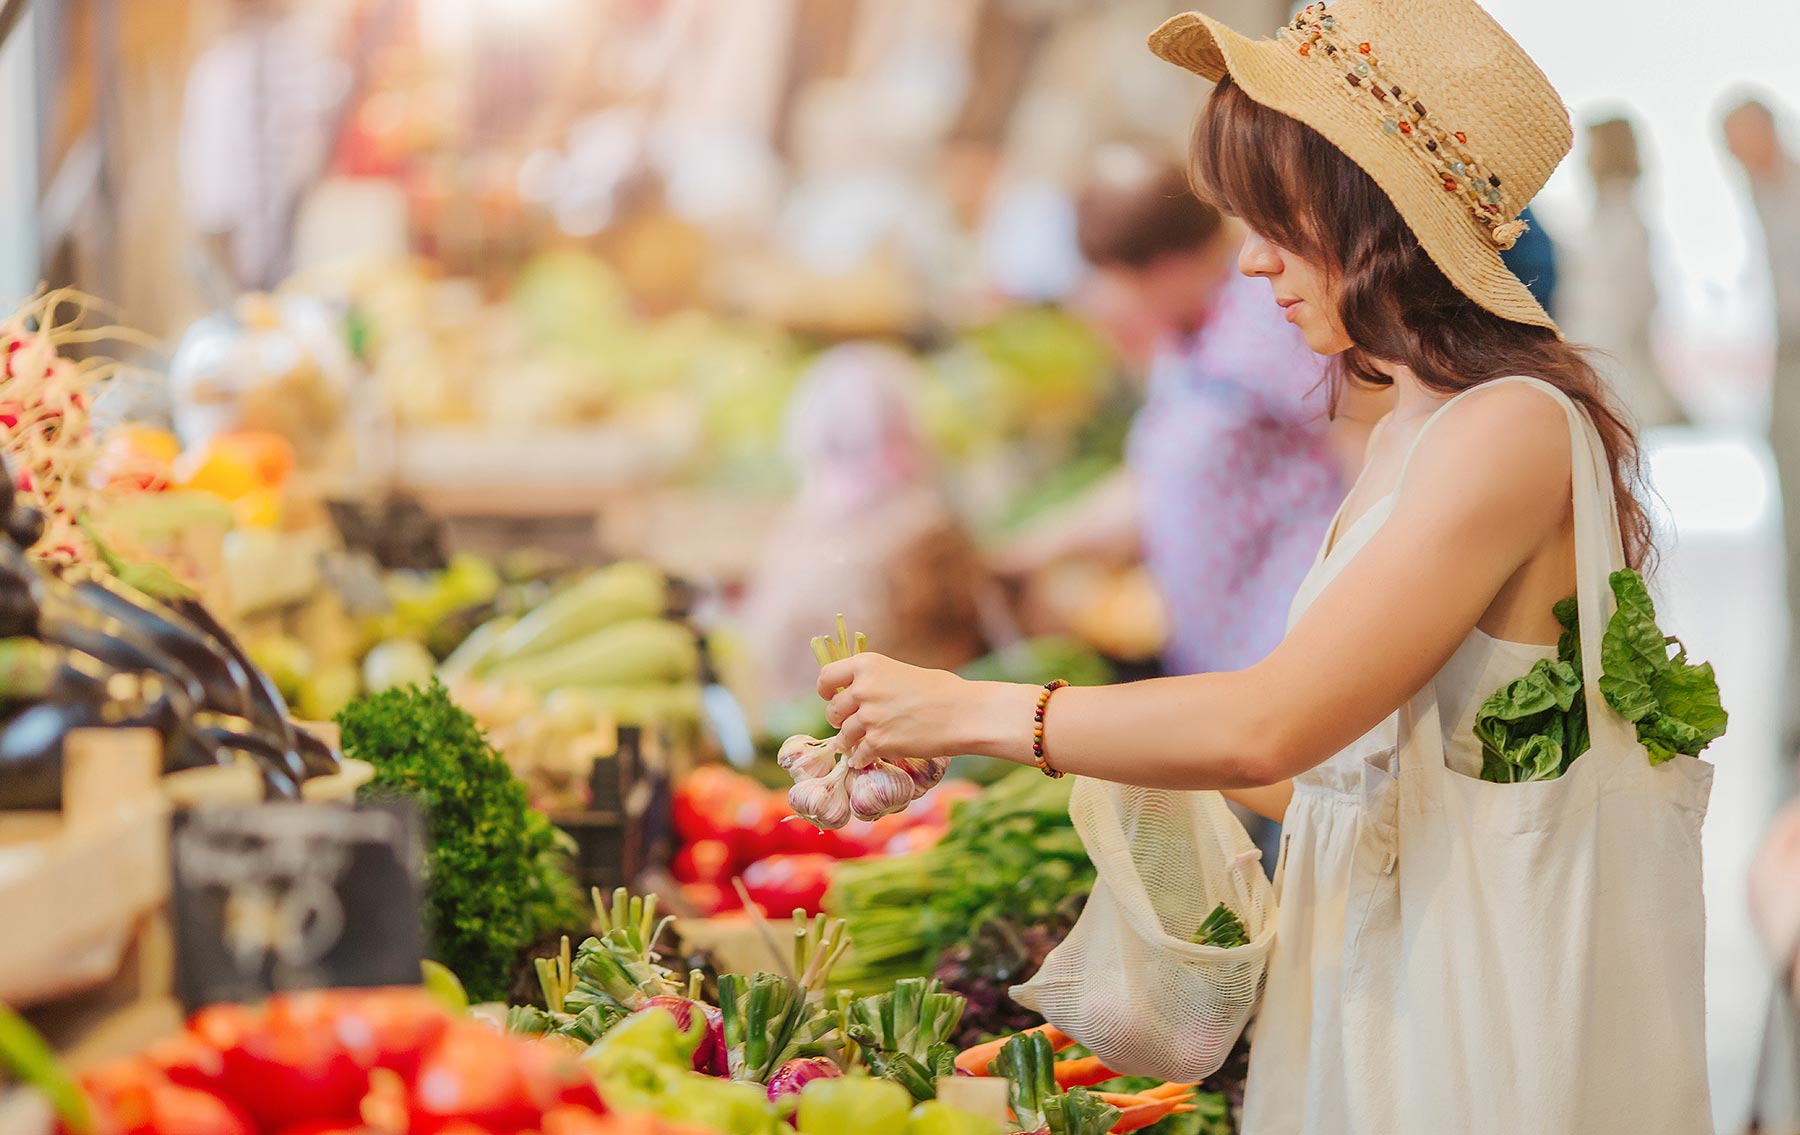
[818,653,1037,765]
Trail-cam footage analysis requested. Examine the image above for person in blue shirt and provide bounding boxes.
[1500,204,1558,315]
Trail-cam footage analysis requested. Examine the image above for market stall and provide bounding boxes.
[0,0,1302,1130]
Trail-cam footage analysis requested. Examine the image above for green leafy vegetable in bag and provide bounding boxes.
[1189,903,1249,949]
[1475,571,1726,783]
[1597,570,1729,765]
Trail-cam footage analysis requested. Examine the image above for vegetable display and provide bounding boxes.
[1475,569,1728,783]
[782,618,948,831]
[339,680,586,1001]
[670,764,969,919]
[827,767,1094,998]
[0,470,346,809]
[68,988,617,1135]
[0,289,151,566]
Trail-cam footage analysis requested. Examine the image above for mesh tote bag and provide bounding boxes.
[1011,779,1274,1082]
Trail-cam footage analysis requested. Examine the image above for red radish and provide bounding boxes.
[635,996,727,1076]
[765,1056,841,1108]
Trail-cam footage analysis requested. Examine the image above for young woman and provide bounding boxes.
[813,1,1714,1130]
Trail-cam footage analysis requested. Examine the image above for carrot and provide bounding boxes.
[1141,1081,1200,1101]
[1052,1055,1120,1089]
[1110,1099,1197,1133]
[953,1023,1076,1075]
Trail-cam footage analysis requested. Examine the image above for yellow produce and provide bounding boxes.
[298,661,362,721]
[483,617,698,694]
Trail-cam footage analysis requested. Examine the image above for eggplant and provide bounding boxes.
[291,723,343,778]
[38,607,209,711]
[192,712,302,800]
[4,504,44,552]
[60,576,253,719]
[0,652,205,810]
[161,595,310,757]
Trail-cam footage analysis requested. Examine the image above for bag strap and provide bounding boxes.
[1396,376,1635,783]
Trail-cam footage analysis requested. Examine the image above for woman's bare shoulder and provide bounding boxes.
[1395,380,1574,530]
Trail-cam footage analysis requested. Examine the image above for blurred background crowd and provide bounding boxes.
[3,0,1800,1128]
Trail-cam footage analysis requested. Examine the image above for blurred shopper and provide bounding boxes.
[1500,202,1559,316]
[1564,115,1687,428]
[1724,97,1800,748]
[994,151,1386,865]
[179,0,346,293]
[1749,796,1800,1129]
[739,343,988,709]
[998,150,1384,681]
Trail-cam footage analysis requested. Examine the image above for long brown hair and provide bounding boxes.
[1191,76,1653,568]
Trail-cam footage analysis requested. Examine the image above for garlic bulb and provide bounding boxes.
[847,758,916,822]
[778,734,838,783]
[789,758,853,829]
[893,756,949,799]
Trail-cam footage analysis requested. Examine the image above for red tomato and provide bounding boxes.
[739,853,836,917]
[671,838,735,884]
[766,816,864,859]
[409,1020,538,1134]
[673,767,766,843]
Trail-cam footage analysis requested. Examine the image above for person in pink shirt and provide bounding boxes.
[999,151,1384,679]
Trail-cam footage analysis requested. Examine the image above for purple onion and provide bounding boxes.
[765,1056,842,1107]
[637,995,727,1075]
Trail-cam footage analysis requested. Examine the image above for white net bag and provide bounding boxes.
[1010,778,1275,1083]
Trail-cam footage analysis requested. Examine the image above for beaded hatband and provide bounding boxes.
[1274,2,1527,250]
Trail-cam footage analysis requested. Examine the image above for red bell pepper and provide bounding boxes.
[190,997,368,1131]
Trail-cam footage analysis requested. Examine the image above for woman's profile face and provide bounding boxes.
[1235,230,1353,356]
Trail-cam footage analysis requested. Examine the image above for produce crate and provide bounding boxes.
[0,730,170,1010]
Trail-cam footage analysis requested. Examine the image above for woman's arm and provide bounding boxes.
[1221,783,1294,823]
[821,385,1575,789]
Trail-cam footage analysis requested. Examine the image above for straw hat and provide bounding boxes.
[1148,0,1569,333]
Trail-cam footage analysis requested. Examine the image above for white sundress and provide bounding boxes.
[1238,377,1713,1133]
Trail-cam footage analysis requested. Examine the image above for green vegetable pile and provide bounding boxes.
[826,767,1094,997]
[1475,569,1728,783]
[995,1032,1119,1135]
[340,680,585,1000]
[1190,903,1249,950]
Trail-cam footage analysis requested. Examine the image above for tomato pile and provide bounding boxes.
[670,767,974,918]
[68,989,700,1135]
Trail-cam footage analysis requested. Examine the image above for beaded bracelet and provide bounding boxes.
[1032,679,1069,778]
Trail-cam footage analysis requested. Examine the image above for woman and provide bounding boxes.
[812,1,1713,1131]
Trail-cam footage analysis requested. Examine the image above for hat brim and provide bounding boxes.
[1148,12,1559,336]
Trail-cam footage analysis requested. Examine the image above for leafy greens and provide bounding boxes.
[1475,570,1726,783]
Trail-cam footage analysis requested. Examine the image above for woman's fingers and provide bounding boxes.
[835,712,868,755]
[817,657,858,700]
[826,686,859,730]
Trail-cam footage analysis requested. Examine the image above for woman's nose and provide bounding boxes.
[1237,232,1280,278]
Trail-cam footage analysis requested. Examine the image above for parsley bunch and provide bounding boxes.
[341,680,584,1001]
